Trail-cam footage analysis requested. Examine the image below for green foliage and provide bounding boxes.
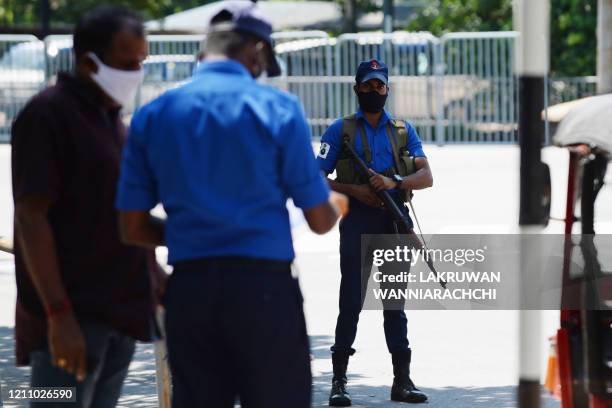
[0,0,39,26]
[406,0,513,35]
[0,0,214,27]
[550,0,596,76]
[0,0,598,76]
[406,0,596,76]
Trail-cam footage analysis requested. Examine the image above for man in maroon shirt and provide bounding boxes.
[11,6,162,407]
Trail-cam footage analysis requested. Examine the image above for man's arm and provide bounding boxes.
[116,107,164,248]
[368,157,433,192]
[317,121,383,208]
[398,157,433,190]
[370,121,433,193]
[399,123,433,190]
[14,195,87,381]
[303,191,348,234]
[327,178,382,207]
[118,210,165,248]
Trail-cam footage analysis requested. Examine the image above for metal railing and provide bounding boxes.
[333,32,440,142]
[439,32,518,143]
[0,35,46,139]
[548,76,598,106]
[0,32,601,144]
[272,31,335,138]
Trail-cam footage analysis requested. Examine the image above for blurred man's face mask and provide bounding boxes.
[87,52,144,107]
[356,90,388,113]
[355,80,388,113]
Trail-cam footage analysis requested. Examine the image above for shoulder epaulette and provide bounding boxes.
[391,119,406,129]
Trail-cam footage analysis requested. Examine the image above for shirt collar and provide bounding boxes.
[356,108,392,128]
[194,59,253,80]
[56,72,121,117]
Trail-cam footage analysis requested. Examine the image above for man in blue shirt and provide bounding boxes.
[318,60,433,406]
[115,3,347,407]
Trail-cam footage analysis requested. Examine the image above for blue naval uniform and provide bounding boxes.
[117,60,329,264]
[117,60,328,408]
[317,108,426,356]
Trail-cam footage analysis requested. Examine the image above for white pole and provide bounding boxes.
[597,0,612,93]
[514,1,550,407]
[383,0,393,33]
[513,0,550,77]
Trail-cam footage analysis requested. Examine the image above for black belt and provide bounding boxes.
[173,256,291,274]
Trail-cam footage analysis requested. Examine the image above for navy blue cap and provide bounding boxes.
[355,59,388,85]
[209,1,281,77]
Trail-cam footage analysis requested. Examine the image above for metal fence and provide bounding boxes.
[272,30,334,138]
[0,32,601,143]
[548,76,598,105]
[0,35,46,139]
[333,32,441,142]
[440,32,518,143]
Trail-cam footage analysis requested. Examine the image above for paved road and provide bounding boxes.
[2,143,611,406]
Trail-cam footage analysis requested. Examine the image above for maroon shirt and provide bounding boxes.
[11,73,155,365]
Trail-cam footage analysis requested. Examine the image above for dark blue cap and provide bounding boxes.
[355,59,388,85]
[209,1,281,77]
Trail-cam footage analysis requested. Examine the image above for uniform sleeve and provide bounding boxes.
[115,109,159,210]
[280,100,330,210]
[405,121,426,158]
[11,103,62,203]
[316,119,343,174]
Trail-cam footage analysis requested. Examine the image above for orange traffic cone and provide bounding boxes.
[545,336,562,399]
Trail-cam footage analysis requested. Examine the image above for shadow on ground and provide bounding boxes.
[309,334,559,408]
[0,326,30,398]
[0,326,157,407]
[313,384,560,408]
[314,372,560,408]
[1,329,560,407]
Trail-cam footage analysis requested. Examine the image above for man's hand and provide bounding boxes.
[330,191,349,217]
[303,192,346,234]
[48,313,87,381]
[368,170,396,192]
[353,184,383,207]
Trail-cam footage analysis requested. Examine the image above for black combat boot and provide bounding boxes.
[329,352,351,406]
[390,350,428,404]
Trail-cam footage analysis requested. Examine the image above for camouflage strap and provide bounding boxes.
[385,124,402,175]
[357,122,371,164]
[342,114,372,164]
[341,114,357,149]
[338,114,411,185]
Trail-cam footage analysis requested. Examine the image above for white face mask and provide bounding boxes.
[87,52,144,108]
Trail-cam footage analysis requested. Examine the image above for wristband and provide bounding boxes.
[45,298,73,318]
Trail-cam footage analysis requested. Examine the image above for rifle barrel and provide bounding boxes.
[342,139,446,289]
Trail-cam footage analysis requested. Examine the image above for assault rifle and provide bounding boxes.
[343,139,446,289]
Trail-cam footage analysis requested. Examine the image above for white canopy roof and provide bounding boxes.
[553,93,612,154]
[146,1,342,32]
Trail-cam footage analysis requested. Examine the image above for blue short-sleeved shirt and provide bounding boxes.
[317,108,426,175]
[116,60,330,264]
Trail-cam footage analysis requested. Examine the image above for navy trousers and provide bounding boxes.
[332,197,413,355]
[164,258,311,408]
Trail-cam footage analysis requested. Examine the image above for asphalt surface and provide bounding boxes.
[2,143,611,407]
